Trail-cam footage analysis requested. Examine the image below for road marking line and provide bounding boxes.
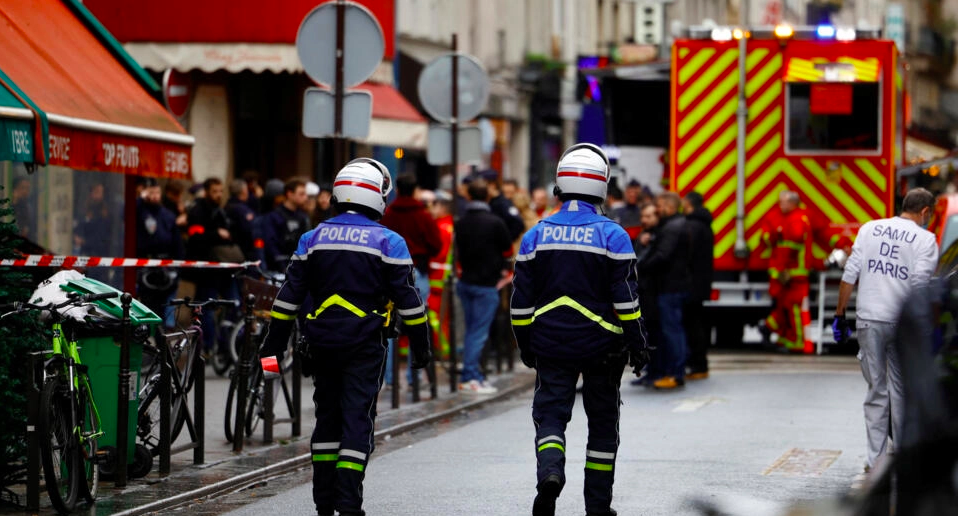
[672,396,724,412]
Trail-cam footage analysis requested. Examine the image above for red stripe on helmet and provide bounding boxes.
[334,180,381,193]
[557,170,607,182]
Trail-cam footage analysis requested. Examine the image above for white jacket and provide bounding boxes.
[842,216,938,323]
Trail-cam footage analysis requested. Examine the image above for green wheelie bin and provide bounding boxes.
[61,276,161,479]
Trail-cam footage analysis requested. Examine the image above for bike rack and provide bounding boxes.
[115,293,132,487]
[231,294,255,453]
[157,327,205,475]
[25,351,44,513]
[261,354,302,444]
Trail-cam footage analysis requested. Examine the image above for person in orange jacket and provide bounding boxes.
[427,190,455,358]
[763,190,814,353]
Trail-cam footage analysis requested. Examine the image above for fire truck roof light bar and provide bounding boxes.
[686,25,881,41]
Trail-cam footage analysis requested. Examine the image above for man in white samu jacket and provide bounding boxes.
[834,187,938,472]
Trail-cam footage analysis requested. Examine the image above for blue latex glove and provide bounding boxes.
[832,315,851,344]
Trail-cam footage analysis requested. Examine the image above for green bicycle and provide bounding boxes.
[2,291,117,513]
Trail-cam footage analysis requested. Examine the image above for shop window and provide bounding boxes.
[1,164,125,287]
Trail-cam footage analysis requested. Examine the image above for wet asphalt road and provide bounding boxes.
[208,356,866,516]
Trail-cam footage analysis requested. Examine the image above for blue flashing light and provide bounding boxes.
[816,25,836,38]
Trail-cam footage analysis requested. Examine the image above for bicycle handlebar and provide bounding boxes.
[0,292,119,319]
[168,297,239,310]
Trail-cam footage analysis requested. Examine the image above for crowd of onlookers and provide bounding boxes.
[134,173,333,350]
[129,168,712,392]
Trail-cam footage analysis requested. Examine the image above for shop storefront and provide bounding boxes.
[85,0,425,188]
[0,0,193,289]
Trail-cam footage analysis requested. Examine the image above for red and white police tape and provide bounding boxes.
[0,254,260,269]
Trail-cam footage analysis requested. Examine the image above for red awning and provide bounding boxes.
[353,82,427,123]
[83,0,395,58]
[0,0,193,178]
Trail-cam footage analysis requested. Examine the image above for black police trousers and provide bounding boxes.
[532,355,625,514]
[309,335,387,515]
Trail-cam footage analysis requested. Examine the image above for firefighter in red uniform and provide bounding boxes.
[427,190,455,357]
[805,206,853,268]
[763,190,814,353]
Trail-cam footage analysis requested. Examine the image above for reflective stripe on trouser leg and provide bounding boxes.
[581,358,623,513]
[532,359,578,491]
[335,336,387,514]
[312,353,343,514]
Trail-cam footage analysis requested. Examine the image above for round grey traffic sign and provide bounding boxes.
[296,1,385,89]
[417,53,490,123]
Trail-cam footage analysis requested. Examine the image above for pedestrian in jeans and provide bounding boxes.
[682,191,714,380]
[834,187,938,474]
[637,192,691,389]
[632,202,664,385]
[380,173,442,389]
[455,178,513,394]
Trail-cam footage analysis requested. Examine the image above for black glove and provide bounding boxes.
[294,336,316,378]
[629,347,652,376]
[519,347,536,369]
[410,344,432,370]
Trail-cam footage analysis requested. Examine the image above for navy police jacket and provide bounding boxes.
[511,200,647,361]
[262,212,430,356]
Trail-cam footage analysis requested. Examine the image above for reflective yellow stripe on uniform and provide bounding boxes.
[613,301,641,321]
[403,315,428,325]
[305,294,368,320]
[511,296,623,334]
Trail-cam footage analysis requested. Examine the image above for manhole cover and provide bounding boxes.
[762,448,841,477]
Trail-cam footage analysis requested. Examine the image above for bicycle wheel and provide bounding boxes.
[76,384,99,503]
[136,381,187,457]
[223,367,260,443]
[245,367,265,437]
[211,319,236,376]
[136,333,195,455]
[38,377,80,513]
[229,318,263,365]
[245,368,290,438]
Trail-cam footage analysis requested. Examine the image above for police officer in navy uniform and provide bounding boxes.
[260,158,432,516]
[260,179,312,273]
[511,144,649,516]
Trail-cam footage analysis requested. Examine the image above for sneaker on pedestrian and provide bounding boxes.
[459,379,497,394]
[686,370,709,381]
[653,376,681,390]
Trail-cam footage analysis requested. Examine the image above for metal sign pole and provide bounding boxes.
[448,34,459,394]
[333,0,346,171]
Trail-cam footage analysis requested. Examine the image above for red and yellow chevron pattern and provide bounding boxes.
[671,40,896,271]
[784,57,881,82]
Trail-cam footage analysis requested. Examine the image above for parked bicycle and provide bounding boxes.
[224,268,298,443]
[1,292,119,513]
[227,268,285,365]
[137,297,236,456]
[223,327,298,442]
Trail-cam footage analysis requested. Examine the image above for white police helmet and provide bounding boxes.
[332,158,393,217]
[555,143,610,202]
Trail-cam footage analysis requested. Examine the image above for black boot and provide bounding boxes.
[532,474,562,516]
[586,510,617,516]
